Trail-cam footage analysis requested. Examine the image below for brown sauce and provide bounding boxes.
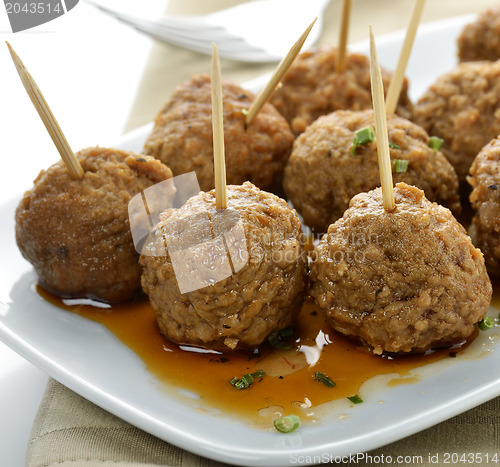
[37,286,479,422]
[492,281,500,309]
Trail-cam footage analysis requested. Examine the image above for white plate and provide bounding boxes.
[1,14,500,467]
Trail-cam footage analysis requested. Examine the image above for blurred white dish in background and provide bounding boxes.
[85,0,331,62]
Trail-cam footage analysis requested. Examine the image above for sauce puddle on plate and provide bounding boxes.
[37,287,475,423]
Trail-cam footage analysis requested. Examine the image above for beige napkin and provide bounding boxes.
[26,379,229,467]
[26,0,500,466]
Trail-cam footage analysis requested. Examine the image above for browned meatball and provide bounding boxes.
[310,183,491,355]
[413,60,500,182]
[284,110,461,232]
[269,46,413,135]
[16,147,172,303]
[468,136,500,277]
[458,7,500,62]
[140,182,307,351]
[143,74,294,194]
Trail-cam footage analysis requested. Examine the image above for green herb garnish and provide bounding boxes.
[229,370,266,389]
[274,415,300,433]
[389,142,401,150]
[347,394,364,404]
[351,126,375,155]
[478,316,494,331]
[428,136,444,151]
[314,371,336,388]
[393,159,409,173]
[230,373,253,389]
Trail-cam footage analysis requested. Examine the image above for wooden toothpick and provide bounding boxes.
[6,42,84,180]
[335,0,352,73]
[245,18,316,127]
[211,43,227,210]
[369,26,395,212]
[385,0,426,115]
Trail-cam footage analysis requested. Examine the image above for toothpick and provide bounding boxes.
[245,18,316,127]
[335,0,352,73]
[369,26,395,212]
[6,42,84,180]
[385,0,426,115]
[211,44,227,210]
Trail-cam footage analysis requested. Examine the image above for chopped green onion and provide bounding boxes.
[314,371,336,388]
[237,374,253,389]
[347,394,364,404]
[389,142,401,150]
[268,327,294,349]
[355,127,375,145]
[229,370,266,389]
[230,373,253,389]
[478,316,494,331]
[351,126,375,155]
[241,108,248,116]
[393,159,409,173]
[428,136,444,151]
[274,415,300,433]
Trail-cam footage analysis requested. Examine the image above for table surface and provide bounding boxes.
[1,0,500,465]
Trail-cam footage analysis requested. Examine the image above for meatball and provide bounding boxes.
[468,136,500,277]
[310,183,491,355]
[269,46,413,135]
[413,60,500,182]
[458,7,500,62]
[140,182,307,351]
[284,110,461,232]
[143,74,294,194]
[16,147,172,303]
